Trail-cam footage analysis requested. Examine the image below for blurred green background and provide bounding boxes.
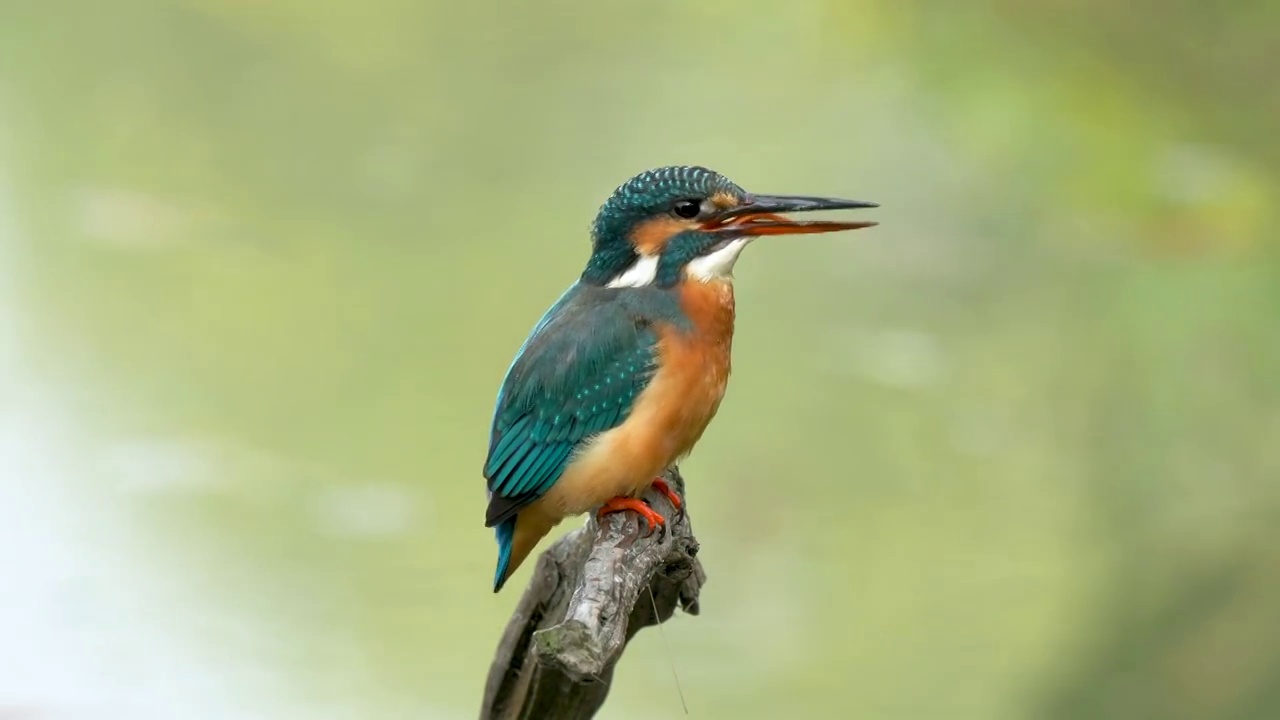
[1,1,1277,718]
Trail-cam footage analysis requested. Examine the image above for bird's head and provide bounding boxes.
[582,165,877,288]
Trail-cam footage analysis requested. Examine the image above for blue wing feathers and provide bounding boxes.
[507,442,567,496]
[486,416,530,473]
[504,451,537,493]
[483,283,662,528]
[523,443,572,493]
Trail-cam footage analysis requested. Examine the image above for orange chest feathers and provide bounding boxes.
[645,279,737,459]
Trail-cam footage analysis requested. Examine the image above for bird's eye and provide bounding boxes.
[672,199,702,219]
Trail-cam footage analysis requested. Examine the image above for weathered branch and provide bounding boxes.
[480,467,705,720]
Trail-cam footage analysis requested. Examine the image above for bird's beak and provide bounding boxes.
[705,194,878,236]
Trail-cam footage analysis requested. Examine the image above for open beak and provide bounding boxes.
[705,194,878,236]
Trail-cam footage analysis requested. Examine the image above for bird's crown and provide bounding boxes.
[590,165,745,246]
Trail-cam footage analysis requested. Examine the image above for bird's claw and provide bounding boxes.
[650,477,684,523]
[597,496,667,540]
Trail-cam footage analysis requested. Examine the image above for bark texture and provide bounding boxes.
[480,468,705,720]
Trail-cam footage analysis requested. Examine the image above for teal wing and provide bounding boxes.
[483,284,659,527]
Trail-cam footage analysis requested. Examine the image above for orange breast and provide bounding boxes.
[649,278,737,457]
[539,279,737,516]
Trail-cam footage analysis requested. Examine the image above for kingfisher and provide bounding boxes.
[484,165,876,592]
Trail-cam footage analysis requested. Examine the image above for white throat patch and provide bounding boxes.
[606,253,660,288]
[685,238,752,282]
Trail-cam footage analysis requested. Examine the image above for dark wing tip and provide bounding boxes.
[485,493,526,528]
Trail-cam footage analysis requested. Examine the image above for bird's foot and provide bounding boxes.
[649,477,684,521]
[597,496,666,540]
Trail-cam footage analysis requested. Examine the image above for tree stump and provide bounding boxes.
[480,468,705,720]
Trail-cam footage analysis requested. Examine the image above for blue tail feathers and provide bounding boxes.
[493,516,517,592]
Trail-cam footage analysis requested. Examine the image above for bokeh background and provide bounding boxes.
[1,2,1277,718]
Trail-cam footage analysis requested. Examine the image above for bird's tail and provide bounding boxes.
[492,511,557,593]
[493,517,517,592]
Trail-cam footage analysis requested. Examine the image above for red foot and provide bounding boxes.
[597,496,666,537]
[650,478,682,512]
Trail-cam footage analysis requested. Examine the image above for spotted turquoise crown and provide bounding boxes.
[582,166,746,285]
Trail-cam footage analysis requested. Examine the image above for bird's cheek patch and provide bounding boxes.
[629,216,690,255]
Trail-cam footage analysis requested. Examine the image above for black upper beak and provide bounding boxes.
[722,195,879,218]
[708,194,879,236]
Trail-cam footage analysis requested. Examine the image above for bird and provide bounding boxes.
[483,165,877,592]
